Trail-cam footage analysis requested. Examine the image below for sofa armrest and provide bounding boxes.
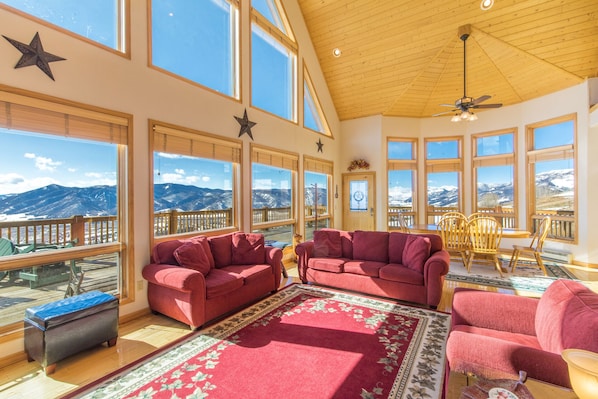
[265,246,283,287]
[142,263,206,293]
[295,241,314,282]
[451,288,539,336]
[422,249,450,307]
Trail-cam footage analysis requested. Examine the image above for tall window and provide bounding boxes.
[304,156,333,240]
[527,114,576,242]
[151,121,241,237]
[251,0,297,121]
[0,87,131,329]
[151,0,239,98]
[387,138,417,229]
[303,66,331,136]
[1,0,127,52]
[425,137,463,223]
[251,145,297,248]
[472,129,517,227]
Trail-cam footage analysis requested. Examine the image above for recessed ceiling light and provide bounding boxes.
[480,0,494,10]
[332,48,342,57]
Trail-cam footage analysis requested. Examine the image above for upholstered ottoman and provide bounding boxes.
[24,291,118,375]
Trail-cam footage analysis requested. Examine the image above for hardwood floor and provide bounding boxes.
[0,263,594,398]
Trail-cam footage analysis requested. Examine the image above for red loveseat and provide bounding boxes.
[445,279,598,390]
[294,229,450,308]
[142,232,282,329]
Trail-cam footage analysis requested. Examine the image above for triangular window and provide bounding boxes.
[304,67,331,136]
[252,0,291,37]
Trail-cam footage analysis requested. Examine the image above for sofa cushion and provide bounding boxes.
[209,233,233,268]
[205,269,244,298]
[352,231,389,263]
[380,264,424,285]
[339,230,354,259]
[388,232,409,264]
[308,257,346,273]
[313,229,342,258]
[232,232,265,265]
[220,264,272,284]
[343,260,386,277]
[535,279,598,354]
[190,235,215,269]
[402,235,431,273]
[173,241,212,276]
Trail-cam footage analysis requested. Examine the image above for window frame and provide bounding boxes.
[386,137,417,229]
[471,128,518,228]
[424,136,463,223]
[250,144,298,233]
[526,113,577,243]
[303,155,333,240]
[0,0,130,56]
[149,120,242,243]
[250,0,298,122]
[303,65,331,136]
[148,0,240,99]
[0,85,133,334]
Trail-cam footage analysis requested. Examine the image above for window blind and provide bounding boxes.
[0,90,129,144]
[252,145,298,171]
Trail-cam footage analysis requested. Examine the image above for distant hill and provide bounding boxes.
[0,183,297,219]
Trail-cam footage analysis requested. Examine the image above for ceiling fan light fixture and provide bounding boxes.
[460,111,471,120]
[451,114,461,122]
[480,0,494,11]
[468,112,478,121]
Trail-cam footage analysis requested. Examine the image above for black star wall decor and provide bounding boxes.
[234,109,257,140]
[3,32,66,81]
[316,138,324,152]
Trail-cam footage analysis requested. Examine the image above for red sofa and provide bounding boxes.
[294,229,450,308]
[445,279,598,390]
[142,232,282,329]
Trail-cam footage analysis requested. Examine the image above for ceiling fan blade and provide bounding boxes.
[472,95,491,105]
[439,103,456,107]
[432,110,457,117]
[473,103,502,109]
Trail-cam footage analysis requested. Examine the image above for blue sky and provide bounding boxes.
[0,2,574,196]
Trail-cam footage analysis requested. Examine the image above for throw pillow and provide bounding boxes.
[173,241,212,276]
[232,232,265,265]
[402,235,431,273]
[313,229,342,258]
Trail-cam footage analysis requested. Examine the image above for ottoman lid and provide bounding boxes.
[25,291,118,330]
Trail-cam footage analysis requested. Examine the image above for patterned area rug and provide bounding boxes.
[446,257,577,294]
[70,285,451,399]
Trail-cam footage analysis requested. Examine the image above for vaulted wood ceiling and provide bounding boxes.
[297,0,598,121]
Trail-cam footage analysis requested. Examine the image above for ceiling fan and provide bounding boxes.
[433,26,502,120]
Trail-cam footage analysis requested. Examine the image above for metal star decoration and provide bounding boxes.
[316,138,324,152]
[3,32,66,81]
[234,109,257,140]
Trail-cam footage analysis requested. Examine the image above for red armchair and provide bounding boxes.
[445,279,598,391]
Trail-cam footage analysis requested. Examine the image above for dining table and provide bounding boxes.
[408,224,531,239]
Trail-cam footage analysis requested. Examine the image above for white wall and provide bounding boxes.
[0,0,341,358]
[341,82,595,263]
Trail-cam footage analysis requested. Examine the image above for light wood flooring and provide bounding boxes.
[1,263,596,399]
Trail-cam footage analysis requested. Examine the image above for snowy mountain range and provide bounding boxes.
[0,169,571,220]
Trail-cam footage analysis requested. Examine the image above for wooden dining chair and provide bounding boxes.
[467,216,504,276]
[396,212,410,233]
[437,212,470,267]
[508,216,552,276]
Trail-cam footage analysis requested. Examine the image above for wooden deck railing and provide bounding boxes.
[0,206,576,248]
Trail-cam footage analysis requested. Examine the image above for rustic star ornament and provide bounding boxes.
[316,138,324,152]
[234,109,256,140]
[3,32,66,81]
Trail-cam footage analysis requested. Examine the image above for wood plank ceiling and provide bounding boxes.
[297,0,598,120]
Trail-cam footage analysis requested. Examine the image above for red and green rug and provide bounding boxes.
[72,285,450,399]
